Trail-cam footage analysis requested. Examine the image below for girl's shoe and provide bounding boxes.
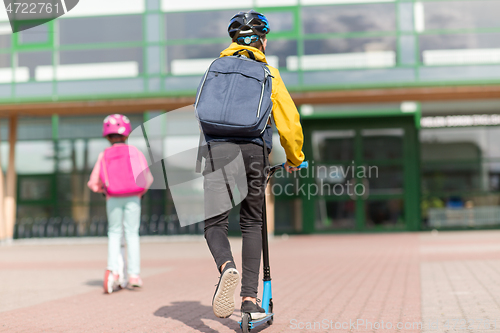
[104,270,119,294]
[129,275,143,288]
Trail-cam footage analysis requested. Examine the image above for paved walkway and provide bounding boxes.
[1,231,500,332]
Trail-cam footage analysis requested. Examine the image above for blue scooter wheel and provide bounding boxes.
[242,313,251,333]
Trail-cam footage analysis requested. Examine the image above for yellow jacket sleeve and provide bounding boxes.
[268,66,305,167]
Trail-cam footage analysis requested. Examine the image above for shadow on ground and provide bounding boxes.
[85,280,103,287]
[154,301,244,333]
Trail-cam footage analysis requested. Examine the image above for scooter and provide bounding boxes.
[239,161,308,333]
[103,231,128,294]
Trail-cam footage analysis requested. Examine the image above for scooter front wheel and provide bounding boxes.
[267,300,274,325]
[241,313,251,333]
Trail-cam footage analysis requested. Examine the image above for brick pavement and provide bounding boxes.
[0,231,499,332]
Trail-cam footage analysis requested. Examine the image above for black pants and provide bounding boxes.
[203,142,267,298]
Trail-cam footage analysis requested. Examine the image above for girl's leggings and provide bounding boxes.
[106,196,141,275]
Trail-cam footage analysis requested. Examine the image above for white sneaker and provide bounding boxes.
[129,275,143,288]
[212,265,240,318]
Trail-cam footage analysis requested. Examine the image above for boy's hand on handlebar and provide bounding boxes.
[284,161,299,173]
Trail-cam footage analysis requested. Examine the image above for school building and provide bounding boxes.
[1,0,500,240]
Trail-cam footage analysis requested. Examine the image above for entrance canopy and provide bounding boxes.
[1,84,500,117]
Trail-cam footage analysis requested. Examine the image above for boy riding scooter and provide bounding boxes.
[194,10,305,321]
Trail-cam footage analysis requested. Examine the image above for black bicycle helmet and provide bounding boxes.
[228,10,270,46]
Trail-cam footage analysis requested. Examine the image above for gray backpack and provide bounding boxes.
[194,50,273,138]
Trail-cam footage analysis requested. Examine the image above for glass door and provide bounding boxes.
[312,129,357,230]
[361,128,405,229]
[302,116,420,232]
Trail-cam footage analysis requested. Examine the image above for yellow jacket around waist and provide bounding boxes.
[219,43,305,167]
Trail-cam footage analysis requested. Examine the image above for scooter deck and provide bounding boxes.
[239,313,274,330]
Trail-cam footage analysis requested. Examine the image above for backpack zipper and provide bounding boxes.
[194,58,218,109]
[260,111,273,134]
[256,67,271,118]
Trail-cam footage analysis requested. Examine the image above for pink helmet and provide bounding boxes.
[102,114,132,137]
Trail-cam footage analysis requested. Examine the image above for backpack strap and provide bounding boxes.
[101,149,110,189]
[233,49,256,61]
[129,145,148,184]
[262,135,270,170]
[195,133,204,173]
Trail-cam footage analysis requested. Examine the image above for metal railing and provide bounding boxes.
[428,206,500,228]
[13,214,204,238]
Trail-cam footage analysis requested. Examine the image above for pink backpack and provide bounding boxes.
[99,144,149,196]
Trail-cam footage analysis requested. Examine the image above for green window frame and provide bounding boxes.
[13,20,54,50]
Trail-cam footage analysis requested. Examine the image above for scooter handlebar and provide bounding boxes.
[269,161,308,175]
[281,161,309,169]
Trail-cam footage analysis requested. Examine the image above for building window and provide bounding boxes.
[166,42,226,75]
[420,33,500,66]
[165,10,234,40]
[289,37,396,71]
[18,51,52,81]
[59,15,143,45]
[302,3,396,34]
[423,0,500,31]
[18,23,49,44]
